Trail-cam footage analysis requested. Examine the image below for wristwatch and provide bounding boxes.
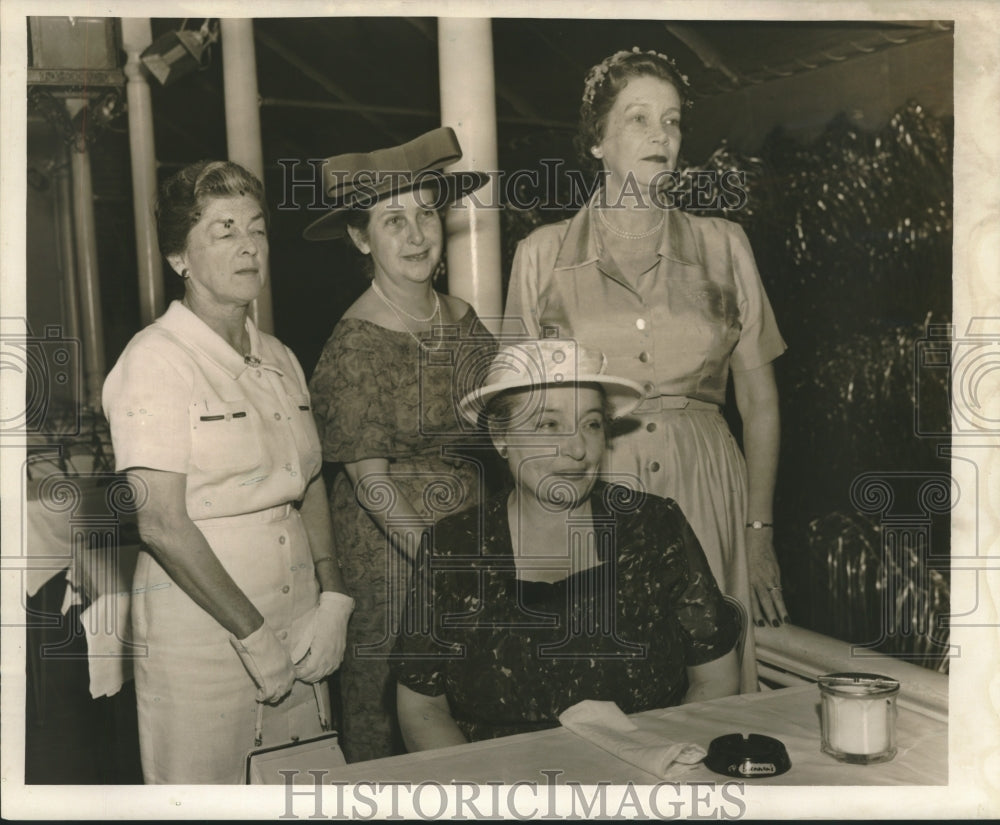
[746,520,774,529]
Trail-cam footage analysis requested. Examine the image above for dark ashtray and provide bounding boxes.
[703,733,791,778]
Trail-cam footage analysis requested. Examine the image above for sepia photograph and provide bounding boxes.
[1,0,997,819]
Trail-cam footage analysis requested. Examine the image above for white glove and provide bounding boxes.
[230,621,296,704]
[290,591,355,683]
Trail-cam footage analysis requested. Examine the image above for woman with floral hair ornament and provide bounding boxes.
[502,47,788,692]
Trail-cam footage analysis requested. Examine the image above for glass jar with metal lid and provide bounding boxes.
[818,672,900,764]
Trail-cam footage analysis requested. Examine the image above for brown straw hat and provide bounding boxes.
[302,126,489,241]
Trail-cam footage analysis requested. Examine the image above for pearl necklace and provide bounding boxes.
[371,280,440,322]
[371,281,443,351]
[597,207,664,240]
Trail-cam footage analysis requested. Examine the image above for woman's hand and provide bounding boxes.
[230,621,296,704]
[746,528,788,627]
[733,362,788,628]
[290,591,356,683]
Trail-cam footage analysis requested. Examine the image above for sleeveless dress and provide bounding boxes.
[503,200,787,692]
[309,306,495,762]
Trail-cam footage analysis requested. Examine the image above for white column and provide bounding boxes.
[53,148,80,344]
[70,145,106,410]
[437,18,503,333]
[220,18,274,334]
[121,18,164,327]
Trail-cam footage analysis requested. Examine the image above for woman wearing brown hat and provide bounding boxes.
[304,127,495,762]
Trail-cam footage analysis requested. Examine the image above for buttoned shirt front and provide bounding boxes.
[503,198,786,409]
[103,301,321,520]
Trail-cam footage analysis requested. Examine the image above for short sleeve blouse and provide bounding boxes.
[393,483,739,741]
[102,301,322,520]
[502,201,786,407]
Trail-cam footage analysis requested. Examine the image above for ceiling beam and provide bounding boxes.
[664,23,741,85]
[259,96,573,131]
[403,17,550,125]
[688,22,954,95]
[253,27,406,145]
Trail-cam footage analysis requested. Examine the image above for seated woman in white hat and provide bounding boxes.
[393,339,740,752]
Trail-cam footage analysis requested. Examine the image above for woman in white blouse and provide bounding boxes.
[103,160,353,784]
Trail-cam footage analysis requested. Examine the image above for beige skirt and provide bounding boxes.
[603,403,758,693]
[131,504,325,784]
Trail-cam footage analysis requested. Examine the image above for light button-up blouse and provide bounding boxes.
[503,198,786,411]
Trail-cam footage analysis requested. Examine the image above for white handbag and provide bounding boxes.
[244,682,347,784]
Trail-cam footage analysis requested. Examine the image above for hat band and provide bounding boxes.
[330,169,452,210]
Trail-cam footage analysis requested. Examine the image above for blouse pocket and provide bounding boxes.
[674,280,740,328]
[188,400,263,473]
[289,393,323,479]
[663,281,743,380]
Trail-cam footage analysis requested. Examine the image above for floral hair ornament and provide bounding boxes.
[581,46,692,109]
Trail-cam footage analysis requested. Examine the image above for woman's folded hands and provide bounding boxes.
[230,622,296,704]
[231,592,355,702]
[289,591,356,683]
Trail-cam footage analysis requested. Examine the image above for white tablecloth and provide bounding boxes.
[24,470,140,698]
[284,686,946,786]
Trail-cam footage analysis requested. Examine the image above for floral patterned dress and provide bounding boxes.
[309,306,494,762]
[393,482,740,742]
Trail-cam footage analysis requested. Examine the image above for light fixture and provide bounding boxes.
[140,19,218,87]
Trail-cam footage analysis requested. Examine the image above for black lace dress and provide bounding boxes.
[393,482,740,742]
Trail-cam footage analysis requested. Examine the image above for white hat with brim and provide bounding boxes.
[458,339,645,426]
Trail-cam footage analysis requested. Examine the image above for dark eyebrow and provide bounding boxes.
[208,212,265,226]
[623,101,680,113]
[539,406,604,416]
